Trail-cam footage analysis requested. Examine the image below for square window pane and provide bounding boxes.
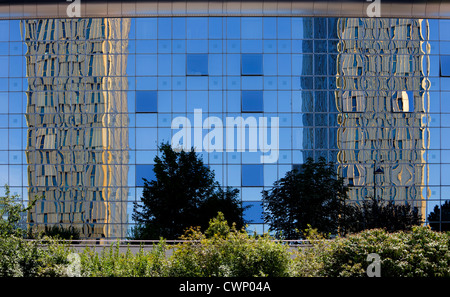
[242,164,263,186]
[441,55,450,76]
[187,54,208,76]
[209,17,223,39]
[241,17,262,39]
[243,202,264,223]
[136,91,157,113]
[187,17,208,39]
[241,54,263,76]
[263,18,276,39]
[242,90,263,112]
[136,18,157,39]
[173,18,186,39]
[136,165,155,187]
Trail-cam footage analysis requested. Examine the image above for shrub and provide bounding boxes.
[168,212,291,277]
[79,240,169,277]
[318,226,450,277]
[0,236,72,277]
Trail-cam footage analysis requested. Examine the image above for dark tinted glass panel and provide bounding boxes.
[136,165,156,187]
[242,90,263,112]
[241,54,263,75]
[187,54,208,75]
[136,91,157,113]
[242,164,263,186]
[441,56,450,76]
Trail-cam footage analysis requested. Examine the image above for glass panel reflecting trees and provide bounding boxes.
[0,15,447,238]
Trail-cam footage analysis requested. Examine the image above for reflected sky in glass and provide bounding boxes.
[1,16,450,235]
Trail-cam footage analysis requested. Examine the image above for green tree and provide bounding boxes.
[131,143,246,239]
[262,157,349,239]
[427,200,450,231]
[344,197,422,233]
[0,185,38,237]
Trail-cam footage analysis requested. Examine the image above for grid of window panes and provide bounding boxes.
[1,16,450,238]
[126,17,341,235]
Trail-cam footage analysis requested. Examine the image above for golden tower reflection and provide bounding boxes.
[335,18,430,220]
[23,18,130,239]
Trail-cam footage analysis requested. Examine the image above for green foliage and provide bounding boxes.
[319,226,450,277]
[204,212,231,238]
[132,143,245,240]
[0,236,73,277]
[169,213,291,277]
[2,210,450,277]
[79,240,169,277]
[262,157,349,239]
[0,185,72,277]
[0,185,38,237]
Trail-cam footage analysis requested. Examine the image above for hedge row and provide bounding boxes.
[1,218,449,277]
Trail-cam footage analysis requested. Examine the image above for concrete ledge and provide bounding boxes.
[0,1,448,20]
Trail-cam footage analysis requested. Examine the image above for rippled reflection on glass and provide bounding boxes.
[23,18,130,239]
[0,16,447,238]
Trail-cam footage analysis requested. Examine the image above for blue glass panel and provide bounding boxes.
[242,90,263,112]
[242,164,263,186]
[227,54,240,75]
[186,54,208,76]
[136,18,157,39]
[241,54,263,76]
[441,56,450,76]
[209,54,223,75]
[158,91,171,112]
[173,40,186,53]
[241,17,262,39]
[314,54,327,75]
[187,17,207,39]
[209,17,223,39]
[243,202,264,223]
[314,40,327,53]
[278,91,291,112]
[263,54,277,75]
[0,56,7,77]
[136,39,158,54]
[314,18,327,39]
[158,18,172,39]
[136,54,157,75]
[241,40,263,53]
[242,77,263,90]
[209,40,222,53]
[263,40,277,53]
[278,40,291,53]
[172,54,186,76]
[158,54,171,75]
[136,91,157,113]
[9,20,21,42]
[187,40,208,53]
[277,18,291,39]
[172,18,186,39]
[440,20,450,41]
[227,91,240,112]
[136,165,156,187]
[0,43,8,55]
[263,18,276,39]
[278,54,291,75]
[158,40,171,53]
[227,18,240,39]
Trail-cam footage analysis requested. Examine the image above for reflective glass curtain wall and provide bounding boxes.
[1,15,449,238]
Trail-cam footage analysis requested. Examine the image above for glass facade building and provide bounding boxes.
[1,1,450,238]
